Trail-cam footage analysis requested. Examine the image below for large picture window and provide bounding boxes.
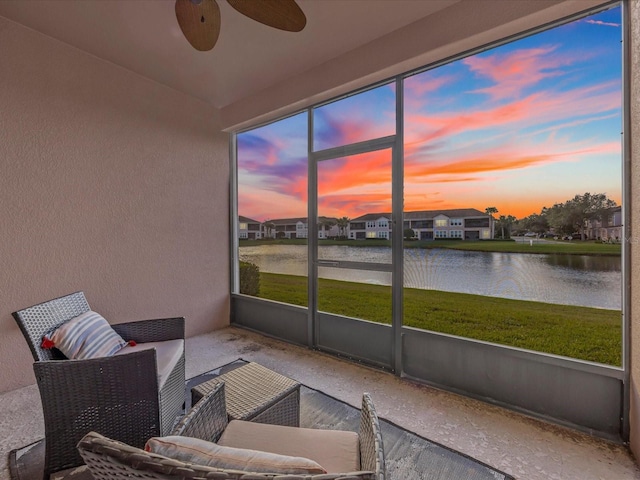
[236,113,309,304]
[403,5,622,365]
[235,5,623,366]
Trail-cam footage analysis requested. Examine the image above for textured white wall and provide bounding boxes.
[0,17,229,393]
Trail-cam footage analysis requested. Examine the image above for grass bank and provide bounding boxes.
[258,272,621,366]
[407,239,621,256]
[240,238,621,256]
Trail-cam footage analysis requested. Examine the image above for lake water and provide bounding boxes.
[239,244,621,310]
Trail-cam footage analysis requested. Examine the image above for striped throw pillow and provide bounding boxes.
[44,310,127,359]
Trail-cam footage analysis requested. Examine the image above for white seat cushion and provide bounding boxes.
[115,339,183,389]
[218,419,360,474]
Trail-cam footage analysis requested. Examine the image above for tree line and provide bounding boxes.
[487,192,618,240]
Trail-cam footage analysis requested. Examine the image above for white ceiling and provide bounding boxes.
[0,0,460,109]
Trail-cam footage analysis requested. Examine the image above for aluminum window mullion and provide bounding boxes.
[230,133,239,294]
[392,75,404,375]
[311,135,396,162]
[620,0,630,442]
[308,108,317,348]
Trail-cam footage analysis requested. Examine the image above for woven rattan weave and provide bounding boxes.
[191,361,301,426]
[78,380,386,480]
[13,291,186,480]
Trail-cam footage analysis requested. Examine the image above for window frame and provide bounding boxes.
[230,0,629,441]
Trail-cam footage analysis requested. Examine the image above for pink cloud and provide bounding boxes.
[524,112,619,138]
[403,193,463,212]
[405,93,543,146]
[462,46,573,100]
[403,74,458,110]
[404,80,620,148]
[316,104,395,150]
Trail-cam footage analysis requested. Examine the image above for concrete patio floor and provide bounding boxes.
[1,326,639,480]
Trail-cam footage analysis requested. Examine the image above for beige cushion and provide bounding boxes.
[145,435,327,474]
[218,420,360,474]
[115,339,183,389]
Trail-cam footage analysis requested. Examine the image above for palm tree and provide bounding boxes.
[485,206,498,216]
[336,216,350,239]
[318,218,337,238]
[497,214,516,239]
[485,207,498,239]
[263,221,275,239]
[498,215,506,239]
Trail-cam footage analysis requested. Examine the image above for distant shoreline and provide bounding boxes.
[239,238,621,257]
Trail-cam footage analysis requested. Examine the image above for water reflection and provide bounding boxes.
[240,244,621,310]
[544,254,621,271]
[319,245,392,264]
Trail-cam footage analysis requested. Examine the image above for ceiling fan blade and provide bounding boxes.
[227,0,306,32]
[175,0,221,51]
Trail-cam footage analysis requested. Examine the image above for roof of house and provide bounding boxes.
[238,215,261,224]
[266,217,307,225]
[350,213,391,222]
[405,208,487,219]
[263,216,339,225]
[350,209,487,222]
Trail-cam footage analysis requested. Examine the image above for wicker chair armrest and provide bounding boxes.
[358,393,386,480]
[112,316,185,343]
[172,381,229,442]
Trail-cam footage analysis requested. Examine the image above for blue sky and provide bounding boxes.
[238,5,622,221]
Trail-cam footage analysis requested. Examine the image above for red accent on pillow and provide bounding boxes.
[128,340,137,347]
[41,338,55,349]
[144,443,151,452]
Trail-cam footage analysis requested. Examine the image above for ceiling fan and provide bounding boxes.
[175,0,307,51]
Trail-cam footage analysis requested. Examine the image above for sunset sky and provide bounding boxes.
[238,6,622,222]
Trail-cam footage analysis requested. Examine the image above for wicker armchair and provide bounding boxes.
[78,381,386,480]
[13,291,185,480]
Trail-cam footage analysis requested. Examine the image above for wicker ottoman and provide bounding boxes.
[191,362,300,427]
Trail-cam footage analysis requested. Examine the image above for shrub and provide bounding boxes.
[239,261,260,296]
[404,228,416,240]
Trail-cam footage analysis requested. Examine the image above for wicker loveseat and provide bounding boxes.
[78,381,386,480]
[12,291,186,480]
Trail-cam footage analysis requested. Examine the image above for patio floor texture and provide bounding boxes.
[1,326,639,480]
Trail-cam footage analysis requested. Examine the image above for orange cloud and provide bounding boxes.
[239,190,306,222]
[319,193,392,218]
[406,139,620,179]
[318,150,392,195]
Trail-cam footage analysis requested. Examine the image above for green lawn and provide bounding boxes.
[258,272,622,366]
